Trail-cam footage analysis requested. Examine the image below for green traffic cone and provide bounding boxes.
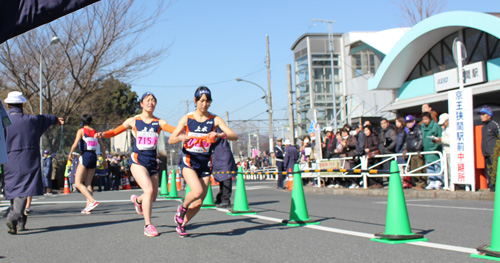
[472,157,500,260]
[165,168,182,200]
[159,170,169,197]
[228,167,256,215]
[281,163,319,226]
[201,180,216,209]
[371,160,427,244]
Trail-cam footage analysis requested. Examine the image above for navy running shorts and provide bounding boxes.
[180,153,211,178]
[79,151,97,169]
[130,152,158,175]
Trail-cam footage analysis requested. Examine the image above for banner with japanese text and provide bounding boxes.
[448,88,475,187]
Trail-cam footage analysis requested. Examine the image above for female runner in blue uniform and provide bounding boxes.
[96,92,175,237]
[69,114,106,214]
[169,86,238,237]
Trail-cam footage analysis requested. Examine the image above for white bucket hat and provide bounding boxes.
[4,91,27,104]
[284,139,291,145]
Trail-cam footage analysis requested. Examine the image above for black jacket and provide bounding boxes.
[404,123,423,152]
[482,120,500,157]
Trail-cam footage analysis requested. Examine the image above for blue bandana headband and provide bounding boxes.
[140,92,156,102]
[195,89,211,98]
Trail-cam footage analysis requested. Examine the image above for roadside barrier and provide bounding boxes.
[201,180,216,209]
[471,157,500,260]
[371,160,428,244]
[282,164,319,226]
[165,169,182,200]
[227,166,256,216]
[159,170,169,197]
[241,151,445,190]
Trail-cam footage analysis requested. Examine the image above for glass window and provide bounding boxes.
[313,68,324,80]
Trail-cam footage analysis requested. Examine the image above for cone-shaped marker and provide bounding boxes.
[201,180,216,209]
[228,167,256,215]
[165,168,182,200]
[371,160,428,244]
[281,163,319,226]
[159,170,169,197]
[472,157,500,260]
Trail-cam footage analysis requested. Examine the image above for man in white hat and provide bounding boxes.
[3,91,64,234]
[434,113,450,189]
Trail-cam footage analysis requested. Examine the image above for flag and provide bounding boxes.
[308,120,316,134]
[0,0,101,44]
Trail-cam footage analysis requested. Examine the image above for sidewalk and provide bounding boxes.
[303,186,495,201]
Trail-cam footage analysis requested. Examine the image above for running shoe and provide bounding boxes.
[174,204,187,226]
[130,195,143,215]
[81,209,91,214]
[144,224,159,237]
[86,201,99,212]
[6,220,17,235]
[176,225,189,237]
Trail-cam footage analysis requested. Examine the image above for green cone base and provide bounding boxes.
[281,219,320,227]
[159,194,169,197]
[201,204,216,209]
[371,237,428,244]
[471,253,500,261]
[227,209,257,216]
[476,245,500,258]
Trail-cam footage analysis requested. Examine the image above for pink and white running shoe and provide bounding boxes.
[144,224,159,237]
[130,195,143,215]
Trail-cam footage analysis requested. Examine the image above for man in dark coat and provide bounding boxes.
[212,127,237,208]
[479,107,500,191]
[284,139,299,176]
[3,91,63,234]
[274,138,285,189]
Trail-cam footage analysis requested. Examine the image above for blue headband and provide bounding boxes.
[195,89,211,98]
[140,92,156,102]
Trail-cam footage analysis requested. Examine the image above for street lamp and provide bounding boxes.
[236,78,274,152]
[39,36,60,155]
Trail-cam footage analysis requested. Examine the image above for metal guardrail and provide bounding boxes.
[241,151,446,190]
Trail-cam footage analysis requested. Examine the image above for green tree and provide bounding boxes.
[83,77,140,125]
[489,139,500,186]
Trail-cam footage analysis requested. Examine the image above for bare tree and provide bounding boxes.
[394,0,447,26]
[0,0,170,151]
[0,0,170,117]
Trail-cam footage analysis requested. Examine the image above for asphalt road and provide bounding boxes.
[0,180,496,263]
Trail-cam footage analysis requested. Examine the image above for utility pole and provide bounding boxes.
[287,64,296,145]
[185,100,189,114]
[226,111,233,151]
[266,35,274,153]
[312,19,337,132]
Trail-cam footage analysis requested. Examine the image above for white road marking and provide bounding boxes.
[216,208,478,255]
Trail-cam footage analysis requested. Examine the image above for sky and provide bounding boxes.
[128,0,496,136]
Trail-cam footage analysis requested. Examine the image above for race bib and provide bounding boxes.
[83,137,98,151]
[136,130,158,151]
[184,132,211,153]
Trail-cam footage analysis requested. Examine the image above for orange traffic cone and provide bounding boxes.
[210,175,219,186]
[63,177,70,195]
[286,168,294,191]
[122,174,131,190]
[176,171,182,190]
